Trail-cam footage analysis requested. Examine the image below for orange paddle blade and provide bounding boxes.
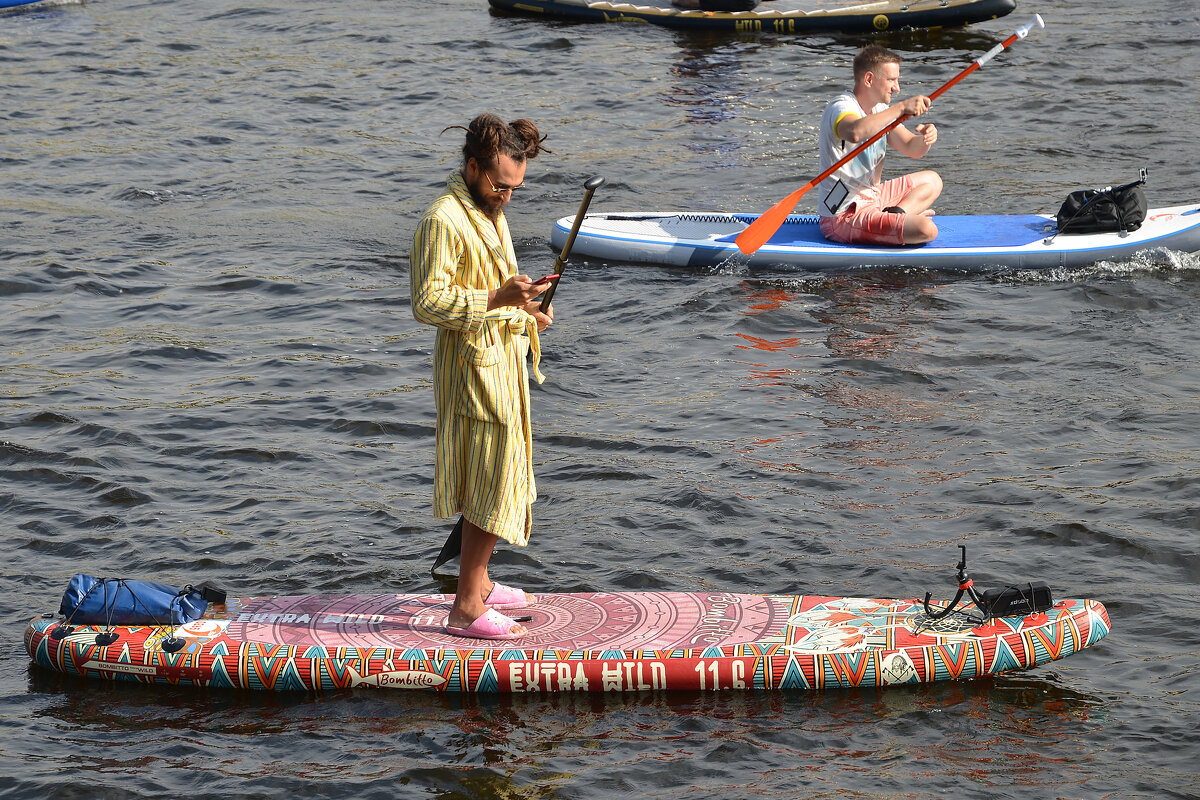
[735,181,816,254]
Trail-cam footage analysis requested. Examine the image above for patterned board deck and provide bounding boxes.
[24,592,1111,693]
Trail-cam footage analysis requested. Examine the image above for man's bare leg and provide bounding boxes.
[894,170,943,244]
[447,519,527,635]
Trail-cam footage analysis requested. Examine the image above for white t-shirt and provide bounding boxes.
[817,91,888,217]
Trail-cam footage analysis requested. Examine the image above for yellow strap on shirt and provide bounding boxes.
[833,110,859,143]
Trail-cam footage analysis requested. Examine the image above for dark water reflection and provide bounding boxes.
[23,665,1113,799]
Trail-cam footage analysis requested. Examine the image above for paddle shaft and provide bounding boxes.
[735,14,1045,255]
[540,175,604,313]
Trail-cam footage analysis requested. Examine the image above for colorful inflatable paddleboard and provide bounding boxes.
[550,204,1200,271]
[25,590,1110,692]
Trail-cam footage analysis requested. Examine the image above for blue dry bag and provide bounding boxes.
[58,574,219,626]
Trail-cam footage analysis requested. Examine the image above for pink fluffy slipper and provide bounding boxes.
[484,581,536,610]
[444,608,527,641]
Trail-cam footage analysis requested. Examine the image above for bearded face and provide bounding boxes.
[465,154,527,222]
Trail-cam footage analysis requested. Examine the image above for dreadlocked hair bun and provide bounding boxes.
[443,113,551,167]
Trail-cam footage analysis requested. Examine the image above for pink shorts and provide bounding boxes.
[819,174,916,246]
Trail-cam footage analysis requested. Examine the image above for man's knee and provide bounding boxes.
[917,170,943,200]
[904,215,938,244]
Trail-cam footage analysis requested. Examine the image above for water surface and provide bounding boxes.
[2,0,1198,797]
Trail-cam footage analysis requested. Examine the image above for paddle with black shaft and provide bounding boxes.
[431,175,606,577]
[734,13,1046,256]
[539,175,605,313]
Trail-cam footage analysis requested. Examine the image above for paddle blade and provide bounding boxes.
[735,182,814,254]
[1018,13,1045,37]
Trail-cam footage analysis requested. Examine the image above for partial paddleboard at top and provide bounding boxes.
[488,0,1015,34]
[25,590,1110,692]
[550,204,1200,271]
[0,0,69,8]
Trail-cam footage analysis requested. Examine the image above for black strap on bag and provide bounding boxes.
[1055,168,1148,236]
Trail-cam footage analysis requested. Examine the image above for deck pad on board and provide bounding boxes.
[755,214,1054,250]
[226,591,784,650]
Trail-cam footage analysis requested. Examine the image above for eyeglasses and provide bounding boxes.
[482,167,524,194]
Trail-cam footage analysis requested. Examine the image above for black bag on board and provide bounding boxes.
[1056,169,1148,235]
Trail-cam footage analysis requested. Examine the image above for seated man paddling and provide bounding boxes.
[818,45,942,246]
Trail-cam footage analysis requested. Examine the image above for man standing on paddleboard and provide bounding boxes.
[410,113,552,640]
[818,45,942,246]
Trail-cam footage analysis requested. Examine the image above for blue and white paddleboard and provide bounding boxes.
[0,0,68,8]
[550,204,1200,271]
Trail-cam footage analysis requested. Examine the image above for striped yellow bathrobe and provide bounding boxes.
[409,170,544,546]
